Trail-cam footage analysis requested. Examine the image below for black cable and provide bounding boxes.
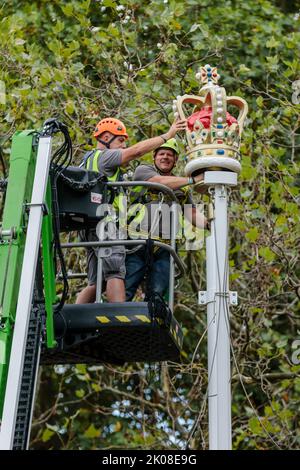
[0,146,8,212]
[51,173,69,313]
[0,178,7,192]
[0,145,7,178]
[40,118,72,315]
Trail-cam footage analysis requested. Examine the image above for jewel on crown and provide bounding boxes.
[173,64,248,175]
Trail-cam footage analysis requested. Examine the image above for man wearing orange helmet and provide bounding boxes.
[76,116,187,304]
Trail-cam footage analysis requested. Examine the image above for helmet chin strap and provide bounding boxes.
[98,135,117,149]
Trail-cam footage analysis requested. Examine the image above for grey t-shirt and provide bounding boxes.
[131,164,193,241]
[96,149,122,177]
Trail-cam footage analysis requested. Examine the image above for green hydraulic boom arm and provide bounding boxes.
[0,131,38,415]
[0,129,57,418]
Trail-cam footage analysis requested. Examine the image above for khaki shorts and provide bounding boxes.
[82,229,126,285]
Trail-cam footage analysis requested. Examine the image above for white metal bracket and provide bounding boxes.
[198,291,212,305]
[198,290,238,306]
[229,291,238,306]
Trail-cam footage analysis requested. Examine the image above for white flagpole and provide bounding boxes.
[199,171,238,450]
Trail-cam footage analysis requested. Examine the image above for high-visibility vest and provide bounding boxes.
[84,149,124,214]
[84,149,121,182]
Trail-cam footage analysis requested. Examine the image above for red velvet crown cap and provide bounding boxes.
[187,106,237,131]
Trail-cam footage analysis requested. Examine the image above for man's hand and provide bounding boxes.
[121,117,186,165]
[164,118,187,140]
[194,174,204,184]
[193,173,206,194]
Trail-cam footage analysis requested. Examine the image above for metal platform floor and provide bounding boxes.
[41,302,183,364]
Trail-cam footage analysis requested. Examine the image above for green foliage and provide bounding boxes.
[1,0,300,451]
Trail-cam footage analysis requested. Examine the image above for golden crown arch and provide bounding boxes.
[173,64,248,177]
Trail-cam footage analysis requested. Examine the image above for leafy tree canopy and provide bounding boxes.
[0,0,300,450]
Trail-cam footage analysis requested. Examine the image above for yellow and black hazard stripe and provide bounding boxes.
[96,314,151,325]
[95,313,183,348]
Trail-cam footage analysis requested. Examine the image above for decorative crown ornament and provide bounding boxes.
[173,64,248,176]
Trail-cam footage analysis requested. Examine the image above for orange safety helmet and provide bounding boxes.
[94,117,128,139]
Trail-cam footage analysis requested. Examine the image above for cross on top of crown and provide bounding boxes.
[195,64,220,86]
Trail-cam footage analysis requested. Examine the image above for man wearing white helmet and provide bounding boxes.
[125,138,206,301]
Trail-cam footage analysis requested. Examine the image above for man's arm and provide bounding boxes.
[147,173,204,190]
[120,119,186,165]
[143,170,208,227]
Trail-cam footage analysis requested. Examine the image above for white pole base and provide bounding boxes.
[200,183,233,450]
